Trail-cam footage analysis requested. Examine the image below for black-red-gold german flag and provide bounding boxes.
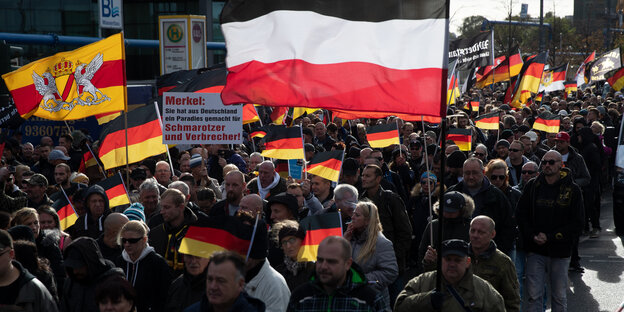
[297,212,342,262]
[98,105,167,170]
[250,126,267,139]
[474,112,499,130]
[446,128,472,151]
[275,159,289,179]
[305,150,344,182]
[179,216,253,259]
[366,123,400,148]
[511,51,548,108]
[53,197,77,231]
[96,173,130,210]
[262,126,304,160]
[607,67,624,92]
[564,81,577,99]
[533,112,560,133]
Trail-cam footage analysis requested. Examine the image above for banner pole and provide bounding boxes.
[124,110,130,185]
[246,213,260,262]
[421,116,435,245]
[154,101,175,179]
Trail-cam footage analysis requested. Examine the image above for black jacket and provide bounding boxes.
[165,270,207,312]
[517,168,584,258]
[69,185,111,239]
[185,292,265,312]
[36,229,65,292]
[149,207,198,275]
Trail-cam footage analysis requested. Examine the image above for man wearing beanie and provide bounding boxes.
[445,150,466,188]
[494,139,510,160]
[244,218,290,312]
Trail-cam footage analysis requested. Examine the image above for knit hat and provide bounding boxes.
[189,155,204,169]
[124,203,146,222]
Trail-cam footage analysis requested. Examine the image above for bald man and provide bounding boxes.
[247,161,287,200]
[239,194,264,217]
[96,213,129,262]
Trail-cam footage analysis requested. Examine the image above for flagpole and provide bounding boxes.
[246,213,260,262]
[396,119,402,159]
[59,186,77,216]
[85,143,107,178]
[300,126,307,180]
[154,101,175,180]
[421,116,435,245]
[123,110,130,185]
[117,171,132,202]
[338,209,343,236]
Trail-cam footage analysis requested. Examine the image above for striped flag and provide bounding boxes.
[476,55,506,81]
[53,197,77,231]
[95,111,122,125]
[250,126,267,139]
[564,81,577,99]
[539,64,567,93]
[511,52,548,108]
[447,71,461,105]
[270,107,288,125]
[607,67,624,92]
[575,51,595,87]
[220,0,449,118]
[366,123,400,148]
[297,213,343,262]
[2,33,127,120]
[476,49,523,88]
[275,159,289,179]
[178,216,253,259]
[96,173,130,210]
[305,150,344,182]
[243,104,260,124]
[98,105,167,170]
[474,112,500,130]
[533,112,560,133]
[78,150,99,173]
[261,126,305,160]
[446,128,472,151]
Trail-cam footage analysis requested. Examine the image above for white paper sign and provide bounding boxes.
[162,92,242,144]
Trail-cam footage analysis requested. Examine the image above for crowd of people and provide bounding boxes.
[0,85,622,312]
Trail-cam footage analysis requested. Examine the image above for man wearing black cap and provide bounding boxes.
[395,239,504,311]
[494,139,510,160]
[0,229,58,312]
[445,150,466,188]
[24,173,54,209]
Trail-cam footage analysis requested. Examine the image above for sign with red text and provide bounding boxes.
[162,92,242,144]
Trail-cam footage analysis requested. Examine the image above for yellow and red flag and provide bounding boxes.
[98,105,167,170]
[366,123,400,148]
[96,173,130,210]
[511,52,548,108]
[275,159,289,179]
[446,128,472,151]
[243,104,260,124]
[564,81,577,99]
[305,150,344,183]
[477,50,523,88]
[533,112,560,133]
[95,111,122,125]
[447,73,460,105]
[539,64,567,93]
[474,112,500,130]
[607,67,624,92]
[270,107,288,125]
[178,216,253,259]
[2,33,127,120]
[78,150,99,173]
[250,126,267,139]
[297,213,343,262]
[53,197,77,231]
[261,126,304,160]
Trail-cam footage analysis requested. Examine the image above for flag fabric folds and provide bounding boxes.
[2,33,127,120]
[179,216,253,259]
[511,52,548,108]
[297,213,343,262]
[476,50,522,88]
[447,72,461,105]
[270,107,288,125]
[366,123,400,148]
[449,31,493,70]
[474,112,500,130]
[220,0,449,118]
[96,173,130,210]
[564,81,578,99]
[533,112,560,133]
[305,150,344,182]
[95,111,122,125]
[607,68,624,92]
[98,105,167,170]
[53,197,77,231]
[575,52,595,87]
[539,64,567,93]
[446,128,472,151]
[250,126,267,139]
[589,48,621,82]
[243,104,260,124]
[78,150,99,173]
[261,126,305,160]
[275,159,289,179]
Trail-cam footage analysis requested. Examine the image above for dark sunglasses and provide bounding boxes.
[509,148,522,152]
[542,159,558,165]
[521,170,536,175]
[121,237,143,244]
[473,152,485,157]
[490,174,506,181]
[376,157,384,161]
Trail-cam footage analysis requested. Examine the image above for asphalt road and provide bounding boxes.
[565,189,624,312]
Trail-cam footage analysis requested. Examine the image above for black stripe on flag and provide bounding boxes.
[220,0,448,23]
[264,125,302,142]
[367,123,398,135]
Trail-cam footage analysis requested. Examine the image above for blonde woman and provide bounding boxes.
[344,201,398,296]
[115,221,172,312]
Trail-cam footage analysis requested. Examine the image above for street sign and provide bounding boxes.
[158,15,207,75]
[99,0,123,29]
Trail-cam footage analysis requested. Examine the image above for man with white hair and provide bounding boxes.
[155,161,173,187]
[247,161,287,200]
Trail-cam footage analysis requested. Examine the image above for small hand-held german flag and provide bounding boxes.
[275,159,289,179]
[250,126,267,139]
[446,128,472,151]
[270,107,289,125]
[78,150,99,173]
[96,172,131,210]
[533,112,560,133]
[297,212,343,262]
[474,112,500,130]
[305,150,344,183]
[261,125,305,160]
[366,123,400,148]
[511,51,548,108]
[178,216,253,259]
[564,81,577,99]
[607,67,624,92]
[53,196,78,231]
[243,104,260,124]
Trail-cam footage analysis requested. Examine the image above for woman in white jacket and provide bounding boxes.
[344,201,399,298]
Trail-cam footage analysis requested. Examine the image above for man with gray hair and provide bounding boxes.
[323,184,359,229]
[155,160,173,187]
[248,152,264,173]
[168,181,208,221]
[139,179,162,227]
[513,161,539,193]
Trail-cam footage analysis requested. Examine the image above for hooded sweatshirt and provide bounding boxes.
[70,185,111,239]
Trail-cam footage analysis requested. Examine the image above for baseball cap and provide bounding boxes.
[555,131,570,142]
[441,191,465,213]
[441,239,470,257]
[189,155,204,169]
[25,173,48,187]
[525,131,538,142]
[48,149,70,161]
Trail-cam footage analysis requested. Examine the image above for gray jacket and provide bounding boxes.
[505,155,529,186]
[350,231,399,293]
[12,261,59,312]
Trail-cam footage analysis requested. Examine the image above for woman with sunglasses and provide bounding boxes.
[115,221,172,312]
[485,159,522,210]
[344,201,398,303]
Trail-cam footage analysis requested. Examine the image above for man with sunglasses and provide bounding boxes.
[512,162,539,193]
[516,150,584,312]
[506,140,530,187]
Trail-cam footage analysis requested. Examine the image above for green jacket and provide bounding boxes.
[394,267,504,312]
[470,242,520,312]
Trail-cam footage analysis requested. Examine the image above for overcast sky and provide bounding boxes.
[450,0,574,34]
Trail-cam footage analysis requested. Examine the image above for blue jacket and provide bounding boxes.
[184,292,265,312]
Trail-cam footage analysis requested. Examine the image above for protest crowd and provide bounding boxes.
[0,79,622,312]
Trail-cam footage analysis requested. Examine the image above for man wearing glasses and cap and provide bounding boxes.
[516,150,584,312]
[395,239,504,311]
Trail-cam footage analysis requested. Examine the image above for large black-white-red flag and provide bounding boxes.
[219,0,449,118]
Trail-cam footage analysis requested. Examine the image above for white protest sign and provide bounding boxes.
[162,92,242,144]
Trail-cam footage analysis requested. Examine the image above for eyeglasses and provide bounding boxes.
[521,170,537,175]
[281,237,298,247]
[542,159,558,165]
[473,152,485,157]
[509,148,522,152]
[121,237,143,244]
[376,157,384,161]
[0,248,11,257]
[489,174,506,181]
